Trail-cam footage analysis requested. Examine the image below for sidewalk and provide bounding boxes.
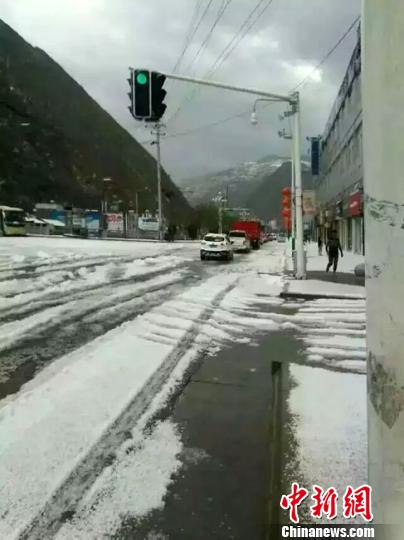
[276,265,367,525]
[283,242,365,296]
[114,330,282,539]
[285,242,364,274]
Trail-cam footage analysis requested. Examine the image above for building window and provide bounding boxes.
[347,143,352,170]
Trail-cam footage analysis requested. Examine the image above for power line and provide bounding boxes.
[291,15,361,92]
[172,0,215,73]
[167,0,274,125]
[171,0,204,73]
[182,0,233,75]
[140,112,246,144]
[140,101,276,144]
[167,10,358,128]
[207,0,274,76]
[171,0,201,73]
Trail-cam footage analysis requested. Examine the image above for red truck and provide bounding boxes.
[230,220,262,250]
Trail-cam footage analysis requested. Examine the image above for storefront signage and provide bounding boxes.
[349,192,362,217]
[138,215,159,232]
[303,190,316,216]
[85,211,100,231]
[106,213,124,232]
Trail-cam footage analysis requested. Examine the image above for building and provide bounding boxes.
[314,27,364,254]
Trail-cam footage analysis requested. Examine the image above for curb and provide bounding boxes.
[279,291,365,301]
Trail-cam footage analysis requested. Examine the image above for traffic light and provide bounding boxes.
[128,69,152,119]
[128,69,167,121]
[127,70,134,117]
[151,72,167,121]
[135,69,152,118]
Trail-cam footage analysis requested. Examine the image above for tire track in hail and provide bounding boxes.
[0,246,185,283]
[18,277,238,540]
[0,272,201,400]
[0,259,190,322]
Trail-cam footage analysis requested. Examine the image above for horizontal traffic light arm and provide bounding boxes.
[131,69,297,104]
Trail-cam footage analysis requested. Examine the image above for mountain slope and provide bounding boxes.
[176,155,289,206]
[0,19,190,219]
[246,161,313,221]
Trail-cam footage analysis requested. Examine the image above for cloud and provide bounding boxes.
[282,61,323,84]
[0,0,360,181]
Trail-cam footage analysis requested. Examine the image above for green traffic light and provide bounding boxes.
[136,72,148,85]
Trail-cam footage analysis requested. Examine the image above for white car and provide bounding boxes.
[200,233,234,261]
[228,230,251,253]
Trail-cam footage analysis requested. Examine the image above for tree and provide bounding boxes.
[187,223,198,240]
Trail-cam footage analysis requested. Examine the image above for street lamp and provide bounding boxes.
[251,96,305,277]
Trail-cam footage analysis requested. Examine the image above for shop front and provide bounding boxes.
[348,191,364,254]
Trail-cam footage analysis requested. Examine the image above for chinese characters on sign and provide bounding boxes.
[280,483,373,524]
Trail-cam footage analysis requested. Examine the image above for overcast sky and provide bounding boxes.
[0,0,360,182]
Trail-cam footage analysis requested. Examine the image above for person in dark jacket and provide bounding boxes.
[326,230,343,272]
[318,236,323,255]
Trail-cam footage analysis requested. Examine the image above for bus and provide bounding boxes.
[0,206,27,236]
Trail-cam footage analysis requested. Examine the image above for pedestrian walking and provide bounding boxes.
[326,230,343,272]
[318,237,323,255]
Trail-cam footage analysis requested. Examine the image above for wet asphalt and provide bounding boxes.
[115,327,303,540]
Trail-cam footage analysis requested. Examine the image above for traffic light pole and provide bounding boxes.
[291,93,305,278]
[158,70,305,278]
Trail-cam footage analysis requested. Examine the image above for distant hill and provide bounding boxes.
[246,161,313,222]
[176,155,289,206]
[0,19,190,220]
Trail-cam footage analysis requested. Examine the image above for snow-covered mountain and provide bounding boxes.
[175,155,289,207]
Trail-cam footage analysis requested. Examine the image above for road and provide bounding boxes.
[0,237,366,539]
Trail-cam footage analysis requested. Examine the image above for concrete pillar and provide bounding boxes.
[362,1,404,531]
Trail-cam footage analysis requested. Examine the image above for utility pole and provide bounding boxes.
[101,177,112,238]
[215,192,224,234]
[291,93,305,279]
[362,2,404,533]
[151,123,164,241]
[156,123,163,241]
[291,147,296,241]
[218,203,223,234]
